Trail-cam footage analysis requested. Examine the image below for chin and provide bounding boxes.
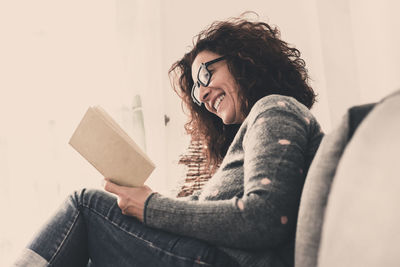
[219,111,241,125]
[221,117,236,125]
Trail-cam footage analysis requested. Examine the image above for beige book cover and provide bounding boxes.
[69,106,155,187]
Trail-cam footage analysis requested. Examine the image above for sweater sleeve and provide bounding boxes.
[144,98,311,249]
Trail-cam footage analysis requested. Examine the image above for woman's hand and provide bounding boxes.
[103,179,154,222]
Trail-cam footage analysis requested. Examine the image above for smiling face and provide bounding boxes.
[191,50,245,124]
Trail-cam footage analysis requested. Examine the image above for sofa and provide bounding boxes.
[295,89,400,267]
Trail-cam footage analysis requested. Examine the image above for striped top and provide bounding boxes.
[176,138,214,197]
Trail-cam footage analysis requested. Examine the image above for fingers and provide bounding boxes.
[103,180,130,211]
[103,178,149,222]
[103,179,124,195]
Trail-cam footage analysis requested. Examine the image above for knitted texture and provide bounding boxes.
[145,95,323,267]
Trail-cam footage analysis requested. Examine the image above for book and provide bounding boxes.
[69,106,155,187]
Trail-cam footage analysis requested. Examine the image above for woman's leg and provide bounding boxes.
[13,189,237,267]
[14,190,90,267]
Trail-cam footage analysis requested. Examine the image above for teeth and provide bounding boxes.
[214,94,225,111]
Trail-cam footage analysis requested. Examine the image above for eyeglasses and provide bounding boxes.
[191,56,226,106]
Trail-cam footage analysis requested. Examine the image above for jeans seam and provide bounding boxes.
[48,209,82,264]
[81,203,213,266]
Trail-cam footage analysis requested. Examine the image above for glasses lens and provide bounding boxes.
[198,65,210,85]
[192,82,201,105]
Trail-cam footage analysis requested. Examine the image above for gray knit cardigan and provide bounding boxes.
[144,94,323,267]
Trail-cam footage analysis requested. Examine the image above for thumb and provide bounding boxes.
[103,179,123,195]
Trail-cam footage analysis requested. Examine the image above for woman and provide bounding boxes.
[13,15,323,267]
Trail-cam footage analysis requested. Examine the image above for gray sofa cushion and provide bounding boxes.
[318,90,400,266]
[295,111,351,267]
[295,102,376,267]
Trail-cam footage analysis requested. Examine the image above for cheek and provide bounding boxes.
[230,87,241,107]
[202,102,214,114]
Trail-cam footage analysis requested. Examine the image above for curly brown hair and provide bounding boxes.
[169,14,316,172]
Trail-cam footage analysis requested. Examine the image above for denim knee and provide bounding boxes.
[69,188,118,216]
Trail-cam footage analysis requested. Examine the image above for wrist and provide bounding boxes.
[142,192,158,224]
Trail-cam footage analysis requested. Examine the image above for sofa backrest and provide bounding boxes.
[317,90,400,266]
[295,102,375,267]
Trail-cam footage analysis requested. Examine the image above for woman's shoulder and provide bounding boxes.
[250,94,310,116]
[245,94,319,127]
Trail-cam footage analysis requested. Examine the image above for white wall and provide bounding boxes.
[0,1,125,264]
[350,0,400,103]
[1,0,400,265]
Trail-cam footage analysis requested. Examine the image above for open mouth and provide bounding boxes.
[214,94,225,111]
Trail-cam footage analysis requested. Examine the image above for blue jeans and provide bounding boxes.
[14,189,238,267]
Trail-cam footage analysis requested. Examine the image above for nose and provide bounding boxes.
[198,85,211,103]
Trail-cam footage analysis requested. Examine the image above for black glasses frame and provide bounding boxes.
[191,56,226,106]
